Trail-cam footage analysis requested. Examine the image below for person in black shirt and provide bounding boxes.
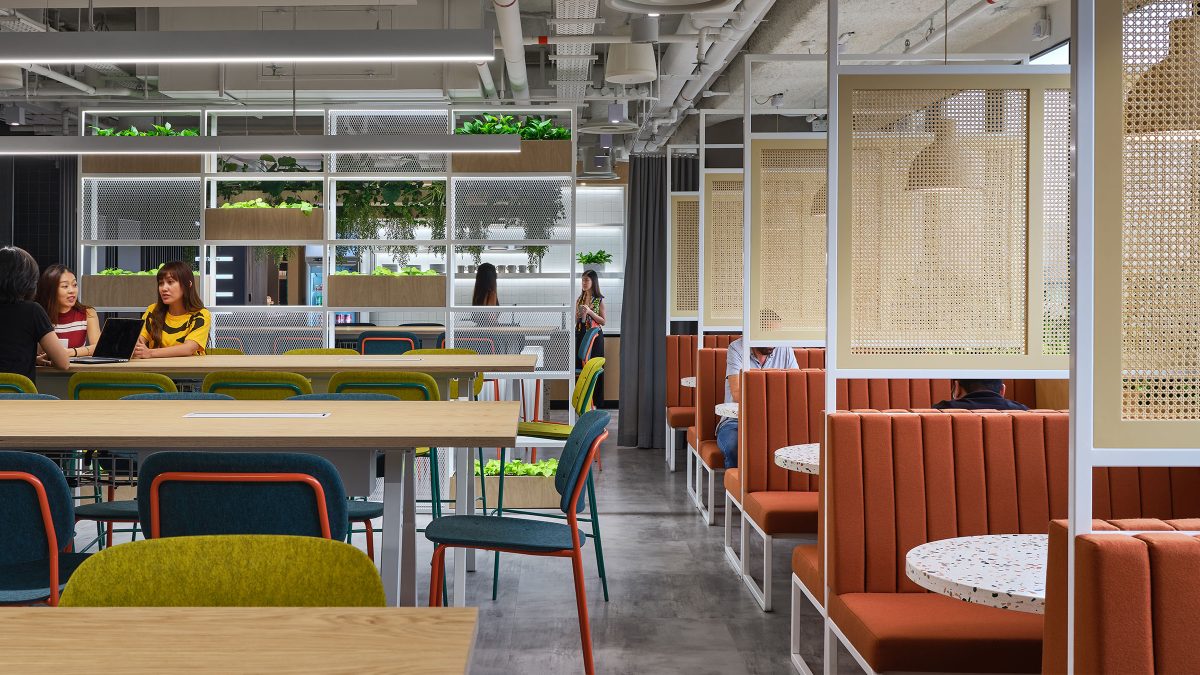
[0,247,70,385]
[933,379,1030,411]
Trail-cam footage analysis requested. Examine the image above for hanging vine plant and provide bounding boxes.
[335,180,446,266]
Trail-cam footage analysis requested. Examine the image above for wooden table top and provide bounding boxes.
[44,353,538,375]
[0,400,520,449]
[0,607,478,674]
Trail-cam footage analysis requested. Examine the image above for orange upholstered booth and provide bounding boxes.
[665,335,700,472]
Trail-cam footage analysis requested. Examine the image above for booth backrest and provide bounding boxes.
[694,348,728,443]
[1093,467,1200,520]
[739,369,821,494]
[792,348,825,368]
[1043,519,1200,674]
[826,410,1070,595]
[703,334,740,349]
[666,334,699,409]
[836,378,953,410]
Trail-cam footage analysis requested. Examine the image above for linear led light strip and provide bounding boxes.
[0,134,521,155]
[0,29,494,64]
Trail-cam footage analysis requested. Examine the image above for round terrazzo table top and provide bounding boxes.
[905,534,1047,614]
[681,376,696,388]
[714,402,738,418]
[773,444,820,474]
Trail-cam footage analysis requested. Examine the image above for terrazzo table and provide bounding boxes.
[715,401,739,418]
[681,376,696,388]
[905,534,1047,614]
[773,444,820,474]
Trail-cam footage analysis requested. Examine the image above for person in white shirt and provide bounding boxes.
[716,310,798,468]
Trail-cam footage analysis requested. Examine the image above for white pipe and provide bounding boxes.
[0,86,135,98]
[905,0,1002,54]
[515,34,703,46]
[493,0,530,104]
[475,62,498,100]
[22,64,97,95]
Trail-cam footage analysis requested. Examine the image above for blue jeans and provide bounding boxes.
[716,419,738,469]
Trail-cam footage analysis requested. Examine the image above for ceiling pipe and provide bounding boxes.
[515,34,703,46]
[22,64,99,95]
[904,0,1005,54]
[493,0,530,104]
[475,62,498,99]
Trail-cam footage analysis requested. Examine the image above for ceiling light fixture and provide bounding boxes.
[0,133,520,156]
[0,29,494,65]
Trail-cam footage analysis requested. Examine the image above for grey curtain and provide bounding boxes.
[619,154,668,448]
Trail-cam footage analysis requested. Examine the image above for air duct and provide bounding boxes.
[493,0,530,104]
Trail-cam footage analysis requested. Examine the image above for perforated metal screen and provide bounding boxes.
[83,179,203,241]
[1043,89,1071,356]
[329,110,449,173]
[670,195,699,318]
[210,308,327,355]
[450,309,573,373]
[453,178,573,242]
[751,140,825,341]
[703,174,743,327]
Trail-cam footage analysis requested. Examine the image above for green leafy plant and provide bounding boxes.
[576,250,613,265]
[454,114,571,140]
[333,266,440,277]
[335,181,446,265]
[91,122,199,137]
[98,263,167,277]
[474,458,559,477]
[215,155,321,207]
[219,197,315,215]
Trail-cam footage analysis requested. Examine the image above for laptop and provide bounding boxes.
[71,318,143,364]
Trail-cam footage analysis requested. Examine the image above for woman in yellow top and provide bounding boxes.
[133,261,211,358]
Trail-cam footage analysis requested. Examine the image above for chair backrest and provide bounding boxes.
[452,335,498,355]
[836,377,954,409]
[0,393,58,400]
[0,372,36,394]
[359,331,421,355]
[739,369,821,496]
[1092,467,1200,520]
[577,327,601,362]
[60,535,384,607]
[556,409,611,514]
[289,393,398,402]
[284,348,358,356]
[408,348,481,399]
[665,334,698,409]
[792,347,826,368]
[694,348,728,441]
[272,336,322,354]
[137,451,348,541]
[69,372,178,400]
[201,371,313,400]
[571,357,605,415]
[326,371,439,401]
[702,333,740,348]
[206,347,245,356]
[0,451,74,567]
[826,410,1070,596]
[121,392,235,401]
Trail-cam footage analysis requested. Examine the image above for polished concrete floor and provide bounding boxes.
[73,411,828,674]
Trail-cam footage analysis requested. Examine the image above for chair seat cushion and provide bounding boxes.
[697,440,724,470]
[74,499,139,521]
[724,468,741,502]
[347,500,384,520]
[791,544,821,604]
[424,515,585,553]
[829,592,1044,674]
[743,491,818,535]
[686,427,697,450]
[517,421,572,440]
[667,406,695,429]
[0,553,92,604]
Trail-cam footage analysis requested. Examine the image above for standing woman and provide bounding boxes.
[0,247,70,384]
[575,269,606,407]
[36,264,100,359]
[470,262,500,327]
[134,261,211,358]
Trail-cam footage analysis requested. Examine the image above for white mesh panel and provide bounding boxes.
[210,308,327,355]
[453,178,573,242]
[329,110,449,173]
[83,179,203,241]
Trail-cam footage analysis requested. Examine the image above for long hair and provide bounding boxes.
[146,261,205,348]
[0,246,39,304]
[472,263,499,306]
[36,264,91,318]
[578,269,604,301]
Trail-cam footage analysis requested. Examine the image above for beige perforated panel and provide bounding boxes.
[670,195,699,318]
[1043,89,1071,356]
[703,173,744,328]
[848,88,1029,355]
[750,139,825,342]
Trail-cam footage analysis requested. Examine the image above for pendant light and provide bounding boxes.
[905,112,970,192]
[604,43,657,85]
[1125,15,1200,135]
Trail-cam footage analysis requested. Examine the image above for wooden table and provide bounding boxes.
[0,399,519,608]
[0,606,478,674]
[905,534,1047,614]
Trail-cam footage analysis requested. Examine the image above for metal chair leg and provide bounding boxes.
[585,472,609,601]
[570,548,596,675]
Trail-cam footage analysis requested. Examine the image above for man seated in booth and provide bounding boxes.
[716,310,798,469]
[933,379,1030,411]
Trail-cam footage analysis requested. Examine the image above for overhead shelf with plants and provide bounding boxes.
[82,122,204,174]
[451,113,573,174]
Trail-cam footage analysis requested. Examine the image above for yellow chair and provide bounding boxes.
[407,348,483,400]
[327,371,440,400]
[202,371,313,400]
[284,348,359,356]
[206,347,244,356]
[0,372,36,394]
[60,535,384,607]
[518,357,605,440]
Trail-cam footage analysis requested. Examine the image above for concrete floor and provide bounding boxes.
[72,411,828,675]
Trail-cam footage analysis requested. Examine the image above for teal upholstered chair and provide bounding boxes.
[359,331,422,355]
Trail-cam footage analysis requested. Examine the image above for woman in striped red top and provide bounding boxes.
[36,264,100,359]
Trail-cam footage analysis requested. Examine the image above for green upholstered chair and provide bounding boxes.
[202,370,313,400]
[68,372,177,400]
[575,327,602,375]
[327,371,440,400]
[0,373,36,394]
[60,535,383,607]
[205,347,245,356]
[0,451,92,606]
[358,331,421,355]
[283,348,359,356]
[426,410,610,675]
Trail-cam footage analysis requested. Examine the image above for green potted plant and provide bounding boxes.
[83,263,201,308]
[83,122,204,174]
[450,458,561,509]
[205,195,325,241]
[451,114,573,173]
[577,250,614,274]
[335,181,446,266]
[326,265,445,308]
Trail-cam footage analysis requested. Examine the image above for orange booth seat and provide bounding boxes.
[702,333,740,349]
[665,335,700,472]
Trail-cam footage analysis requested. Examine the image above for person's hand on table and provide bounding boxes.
[132,341,154,359]
[36,353,52,367]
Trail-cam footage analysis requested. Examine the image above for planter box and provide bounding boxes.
[83,274,200,309]
[583,263,606,274]
[82,154,203,174]
[449,473,559,509]
[326,274,446,308]
[452,139,572,174]
[204,208,325,241]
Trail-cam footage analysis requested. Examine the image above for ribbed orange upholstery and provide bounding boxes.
[836,378,954,409]
[693,348,727,469]
[1003,379,1039,408]
[665,335,698,429]
[1042,519,1200,675]
[792,347,825,368]
[791,544,822,603]
[740,369,822,495]
[1093,467,1200,520]
[724,468,741,502]
[702,333,740,349]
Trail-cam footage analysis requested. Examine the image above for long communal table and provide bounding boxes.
[0,399,519,608]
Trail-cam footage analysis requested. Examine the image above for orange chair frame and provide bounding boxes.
[359,336,417,354]
[149,472,332,540]
[0,471,62,606]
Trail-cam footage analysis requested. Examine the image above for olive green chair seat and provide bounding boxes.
[284,348,359,356]
[205,348,245,356]
[60,535,384,607]
[202,371,313,400]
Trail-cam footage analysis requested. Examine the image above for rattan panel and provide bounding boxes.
[703,174,743,328]
[1043,89,1071,356]
[848,88,1028,355]
[750,140,825,341]
[670,195,699,318]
